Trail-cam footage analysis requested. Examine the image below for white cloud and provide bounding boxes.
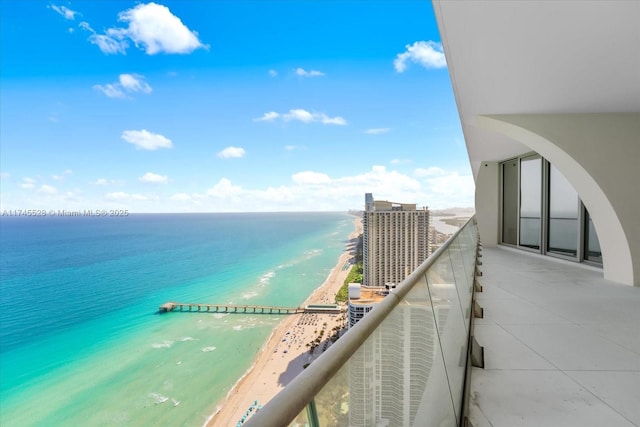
[319,114,347,125]
[38,184,58,195]
[92,178,120,186]
[422,171,475,207]
[89,34,128,55]
[139,172,168,184]
[295,68,325,77]
[52,170,72,181]
[0,172,10,179]
[21,177,36,189]
[217,146,246,159]
[269,69,278,77]
[394,41,446,72]
[365,128,390,135]
[50,5,77,20]
[283,109,314,123]
[414,166,446,177]
[256,109,346,126]
[254,111,280,122]
[80,3,206,55]
[119,74,152,93]
[94,74,152,98]
[206,178,243,198]
[284,145,299,151]
[122,129,172,150]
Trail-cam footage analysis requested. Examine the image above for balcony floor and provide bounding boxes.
[469,246,640,427]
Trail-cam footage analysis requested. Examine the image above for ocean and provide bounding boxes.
[0,212,352,426]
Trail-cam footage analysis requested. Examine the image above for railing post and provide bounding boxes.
[305,399,320,427]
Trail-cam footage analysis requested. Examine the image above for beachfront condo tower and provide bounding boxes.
[362,193,431,287]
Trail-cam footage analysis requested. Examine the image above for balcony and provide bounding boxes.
[470,246,640,427]
[242,213,640,426]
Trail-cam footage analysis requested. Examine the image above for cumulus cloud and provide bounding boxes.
[79,3,206,55]
[94,74,152,98]
[139,172,168,184]
[92,178,121,186]
[394,41,446,72]
[295,68,325,77]
[122,129,172,150]
[269,69,278,77]
[364,128,390,135]
[49,4,77,20]
[206,178,243,198]
[217,146,246,159]
[52,170,73,181]
[254,112,280,122]
[414,166,447,177]
[255,109,346,125]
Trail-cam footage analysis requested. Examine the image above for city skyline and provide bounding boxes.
[0,1,474,212]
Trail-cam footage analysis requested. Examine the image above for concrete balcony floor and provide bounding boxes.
[469,246,640,427]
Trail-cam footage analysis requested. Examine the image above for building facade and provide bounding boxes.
[362,193,431,287]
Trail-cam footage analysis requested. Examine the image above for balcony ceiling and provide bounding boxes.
[433,0,640,173]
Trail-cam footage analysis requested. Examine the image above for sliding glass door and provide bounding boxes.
[519,156,542,250]
[547,164,579,256]
[500,154,601,266]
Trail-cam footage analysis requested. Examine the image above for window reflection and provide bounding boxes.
[548,164,578,256]
[519,156,541,249]
[585,210,602,263]
[502,161,518,245]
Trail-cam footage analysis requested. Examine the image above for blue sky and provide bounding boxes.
[0,1,473,212]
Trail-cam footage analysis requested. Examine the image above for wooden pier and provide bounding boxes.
[158,302,305,315]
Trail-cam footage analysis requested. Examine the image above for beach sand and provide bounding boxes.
[206,216,362,427]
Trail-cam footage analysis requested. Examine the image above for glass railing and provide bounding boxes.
[244,216,479,427]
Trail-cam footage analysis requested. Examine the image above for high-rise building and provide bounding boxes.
[362,193,431,287]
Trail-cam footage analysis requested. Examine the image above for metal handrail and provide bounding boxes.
[244,215,477,427]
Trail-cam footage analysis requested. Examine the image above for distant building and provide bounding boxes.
[347,283,386,328]
[362,193,431,287]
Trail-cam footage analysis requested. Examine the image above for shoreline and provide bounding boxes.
[206,216,362,426]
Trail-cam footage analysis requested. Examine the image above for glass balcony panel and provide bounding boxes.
[288,407,311,427]
[449,239,472,334]
[245,218,478,427]
[425,248,468,424]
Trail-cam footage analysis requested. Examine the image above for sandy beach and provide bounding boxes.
[206,216,362,427]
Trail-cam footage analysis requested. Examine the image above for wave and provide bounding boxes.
[149,392,169,404]
[259,271,275,285]
[151,340,173,349]
[211,313,229,319]
[180,336,198,342]
[201,346,217,352]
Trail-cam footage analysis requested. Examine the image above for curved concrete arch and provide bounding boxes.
[476,113,638,286]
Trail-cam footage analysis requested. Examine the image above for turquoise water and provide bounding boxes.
[0,212,352,426]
